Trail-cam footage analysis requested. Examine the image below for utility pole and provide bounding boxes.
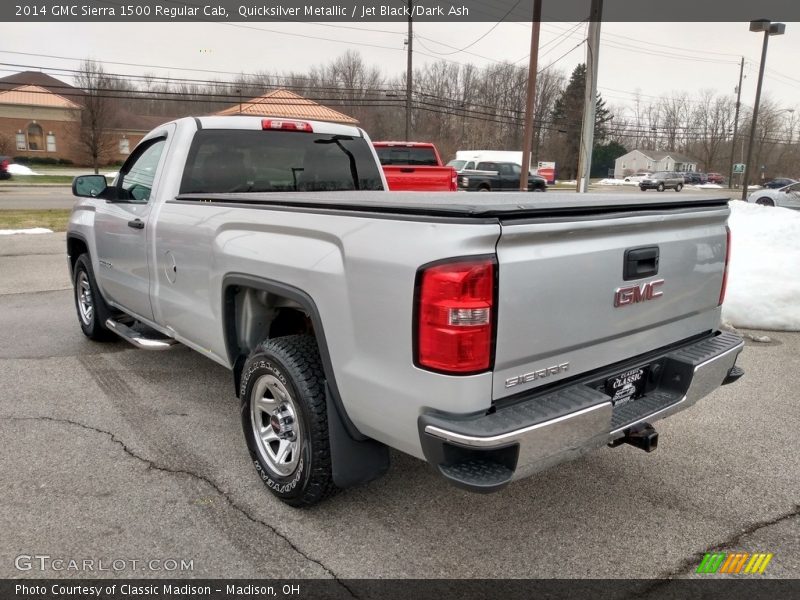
[728,57,744,189]
[405,0,413,141]
[576,0,603,192]
[519,0,542,190]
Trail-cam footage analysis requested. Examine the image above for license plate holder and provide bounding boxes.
[605,366,649,406]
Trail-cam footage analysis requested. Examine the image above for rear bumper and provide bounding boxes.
[419,331,744,492]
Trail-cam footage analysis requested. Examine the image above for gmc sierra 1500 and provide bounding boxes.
[67,116,744,507]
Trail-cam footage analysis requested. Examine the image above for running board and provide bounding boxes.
[105,319,178,350]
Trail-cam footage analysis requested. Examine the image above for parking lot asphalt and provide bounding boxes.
[0,232,797,581]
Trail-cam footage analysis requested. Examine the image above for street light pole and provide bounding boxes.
[741,20,785,201]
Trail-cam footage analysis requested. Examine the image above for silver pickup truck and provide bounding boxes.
[67,116,744,507]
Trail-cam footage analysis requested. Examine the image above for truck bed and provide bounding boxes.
[174,191,730,220]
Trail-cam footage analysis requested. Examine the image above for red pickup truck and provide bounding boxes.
[372,142,457,192]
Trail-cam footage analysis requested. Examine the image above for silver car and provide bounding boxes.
[747,181,800,209]
[639,171,684,192]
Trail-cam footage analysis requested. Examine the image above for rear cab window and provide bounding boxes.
[179,129,384,194]
[374,146,438,166]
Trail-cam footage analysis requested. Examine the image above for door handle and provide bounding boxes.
[127,219,145,230]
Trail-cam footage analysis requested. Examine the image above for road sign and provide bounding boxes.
[733,163,746,174]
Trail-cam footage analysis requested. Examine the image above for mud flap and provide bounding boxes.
[326,384,390,489]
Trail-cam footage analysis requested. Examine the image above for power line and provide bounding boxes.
[413,0,522,56]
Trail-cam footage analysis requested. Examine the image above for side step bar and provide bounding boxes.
[105,318,178,350]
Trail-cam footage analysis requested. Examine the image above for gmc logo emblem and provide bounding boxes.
[614,279,665,307]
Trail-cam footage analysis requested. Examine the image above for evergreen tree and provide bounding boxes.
[550,64,613,179]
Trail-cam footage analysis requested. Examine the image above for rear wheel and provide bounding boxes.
[72,254,115,341]
[656,183,665,192]
[477,185,490,192]
[756,197,775,207]
[675,183,683,192]
[240,335,337,507]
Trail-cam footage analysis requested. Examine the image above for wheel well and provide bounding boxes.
[225,284,315,395]
[66,236,88,276]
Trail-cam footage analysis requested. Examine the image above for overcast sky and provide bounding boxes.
[2,21,799,115]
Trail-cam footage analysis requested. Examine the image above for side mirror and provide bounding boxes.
[72,174,108,198]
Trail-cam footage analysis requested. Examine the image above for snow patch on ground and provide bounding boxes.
[7,164,39,176]
[722,201,800,331]
[692,183,723,189]
[0,228,53,235]
[597,178,626,186]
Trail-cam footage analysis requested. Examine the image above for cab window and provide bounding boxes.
[118,139,166,202]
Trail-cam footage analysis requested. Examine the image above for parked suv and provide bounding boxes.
[0,156,11,180]
[640,171,684,192]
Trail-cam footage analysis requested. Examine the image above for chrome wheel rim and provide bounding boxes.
[250,374,302,477]
[76,271,94,325]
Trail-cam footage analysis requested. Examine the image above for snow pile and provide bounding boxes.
[0,228,53,235]
[722,201,800,331]
[693,183,723,189]
[597,178,626,186]
[7,163,39,176]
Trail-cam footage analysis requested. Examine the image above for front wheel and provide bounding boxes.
[675,183,683,192]
[72,254,115,341]
[656,183,665,192]
[755,197,775,207]
[640,186,647,192]
[240,335,336,507]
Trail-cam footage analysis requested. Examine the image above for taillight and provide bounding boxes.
[416,257,496,374]
[719,226,731,306]
[261,119,313,132]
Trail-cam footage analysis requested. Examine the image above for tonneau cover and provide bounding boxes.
[174,191,730,220]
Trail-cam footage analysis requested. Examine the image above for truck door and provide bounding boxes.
[499,163,516,189]
[93,135,170,321]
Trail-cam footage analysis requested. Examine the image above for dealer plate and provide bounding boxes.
[605,366,648,406]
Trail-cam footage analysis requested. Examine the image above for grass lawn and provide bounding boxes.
[0,209,71,232]
[0,175,74,185]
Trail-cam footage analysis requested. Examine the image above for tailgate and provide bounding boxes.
[492,204,730,400]
[383,166,457,192]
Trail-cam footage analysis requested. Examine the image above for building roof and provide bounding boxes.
[214,89,358,124]
[633,149,697,163]
[0,84,81,109]
[0,71,85,103]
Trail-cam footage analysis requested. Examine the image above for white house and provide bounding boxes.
[614,149,698,179]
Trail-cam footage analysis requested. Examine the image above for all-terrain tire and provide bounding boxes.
[72,253,115,341]
[240,335,337,507]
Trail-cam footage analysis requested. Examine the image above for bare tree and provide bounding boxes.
[74,60,116,173]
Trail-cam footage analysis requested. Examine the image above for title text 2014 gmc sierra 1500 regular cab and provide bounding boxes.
[67,116,744,507]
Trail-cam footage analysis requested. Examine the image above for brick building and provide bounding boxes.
[0,71,162,166]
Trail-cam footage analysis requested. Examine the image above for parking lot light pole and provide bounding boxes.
[741,20,785,201]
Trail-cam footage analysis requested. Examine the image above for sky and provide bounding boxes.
[2,21,799,115]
